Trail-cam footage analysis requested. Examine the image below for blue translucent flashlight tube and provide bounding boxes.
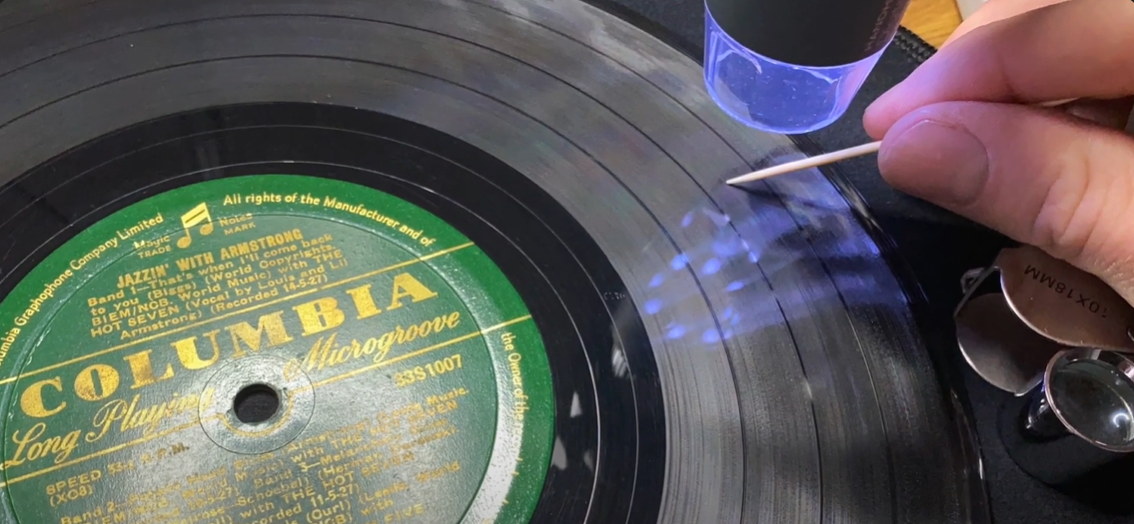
[704,0,912,134]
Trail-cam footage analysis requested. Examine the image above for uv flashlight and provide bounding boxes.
[704,0,913,134]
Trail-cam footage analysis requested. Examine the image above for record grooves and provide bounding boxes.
[0,1,986,523]
[0,102,668,523]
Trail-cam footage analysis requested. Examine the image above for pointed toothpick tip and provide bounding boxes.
[726,141,882,186]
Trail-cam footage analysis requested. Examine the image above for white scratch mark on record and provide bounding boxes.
[488,0,671,75]
[570,392,583,417]
[611,344,630,378]
[552,436,568,469]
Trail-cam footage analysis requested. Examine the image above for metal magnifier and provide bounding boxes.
[954,245,1134,486]
[1034,349,1134,451]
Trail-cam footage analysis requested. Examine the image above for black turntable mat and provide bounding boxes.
[0,0,1060,523]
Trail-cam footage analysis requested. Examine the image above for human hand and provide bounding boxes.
[863,0,1134,304]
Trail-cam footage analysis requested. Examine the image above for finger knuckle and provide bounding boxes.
[1029,143,1098,261]
[1030,136,1134,274]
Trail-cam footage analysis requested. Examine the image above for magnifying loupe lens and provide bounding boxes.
[1048,355,1134,449]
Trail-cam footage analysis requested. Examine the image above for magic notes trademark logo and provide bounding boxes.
[176,203,215,249]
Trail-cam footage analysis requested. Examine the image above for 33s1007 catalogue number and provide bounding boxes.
[394,354,462,387]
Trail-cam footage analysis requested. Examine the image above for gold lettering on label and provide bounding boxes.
[15,269,76,335]
[173,331,221,370]
[387,273,438,311]
[15,270,441,419]
[87,388,214,443]
[293,297,346,336]
[345,284,383,319]
[225,311,294,357]
[4,423,80,468]
[298,311,461,372]
[175,251,214,272]
[73,364,119,402]
[116,212,165,242]
[69,238,119,272]
[175,203,215,249]
[115,263,169,289]
[21,378,65,418]
[123,350,174,390]
[219,229,305,260]
[0,328,19,369]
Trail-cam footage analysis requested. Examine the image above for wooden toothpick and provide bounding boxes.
[725,141,881,185]
[725,98,1086,186]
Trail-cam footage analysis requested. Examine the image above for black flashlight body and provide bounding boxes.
[701,0,915,133]
[705,0,913,67]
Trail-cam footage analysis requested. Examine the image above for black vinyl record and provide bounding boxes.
[0,0,1008,523]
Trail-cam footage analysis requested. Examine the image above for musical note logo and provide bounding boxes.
[176,203,215,249]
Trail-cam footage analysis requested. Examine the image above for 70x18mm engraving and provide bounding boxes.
[1024,264,1112,318]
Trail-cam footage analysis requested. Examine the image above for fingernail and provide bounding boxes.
[864,83,911,122]
[863,90,897,125]
[879,120,990,206]
[865,88,897,115]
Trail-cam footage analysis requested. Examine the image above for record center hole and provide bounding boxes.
[233,384,280,424]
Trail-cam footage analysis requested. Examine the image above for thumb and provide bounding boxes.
[878,102,1134,304]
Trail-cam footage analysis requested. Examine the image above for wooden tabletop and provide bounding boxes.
[901,0,963,47]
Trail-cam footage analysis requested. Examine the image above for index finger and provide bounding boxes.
[865,0,1134,137]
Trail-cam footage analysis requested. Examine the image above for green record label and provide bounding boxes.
[0,175,554,524]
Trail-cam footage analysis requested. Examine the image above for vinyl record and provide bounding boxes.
[0,0,985,523]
